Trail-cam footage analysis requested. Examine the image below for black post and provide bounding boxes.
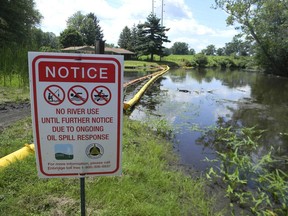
[80,176,86,216]
[95,40,105,54]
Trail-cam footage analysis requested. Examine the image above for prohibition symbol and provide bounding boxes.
[68,85,88,106]
[91,86,111,106]
[44,85,65,105]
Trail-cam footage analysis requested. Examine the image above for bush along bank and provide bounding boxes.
[141,54,256,70]
[175,55,254,70]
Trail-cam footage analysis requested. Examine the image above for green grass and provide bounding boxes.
[0,116,221,215]
[0,85,30,103]
[0,117,33,157]
[124,60,161,73]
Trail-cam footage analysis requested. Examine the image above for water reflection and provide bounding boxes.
[126,68,288,171]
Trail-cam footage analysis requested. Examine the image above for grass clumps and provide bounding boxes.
[0,116,219,215]
[124,60,160,73]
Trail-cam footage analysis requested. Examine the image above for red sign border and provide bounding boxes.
[31,54,122,177]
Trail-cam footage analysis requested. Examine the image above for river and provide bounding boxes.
[125,68,288,172]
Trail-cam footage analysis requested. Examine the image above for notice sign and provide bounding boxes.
[28,52,123,178]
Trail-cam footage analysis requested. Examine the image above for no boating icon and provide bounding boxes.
[91,86,111,105]
[28,52,124,178]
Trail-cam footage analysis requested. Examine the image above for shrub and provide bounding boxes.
[217,57,236,68]
[195,54,208,67]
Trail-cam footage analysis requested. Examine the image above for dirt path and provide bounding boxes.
[0,101,31,131]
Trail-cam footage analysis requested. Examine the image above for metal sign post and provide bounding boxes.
[80,175,86,216]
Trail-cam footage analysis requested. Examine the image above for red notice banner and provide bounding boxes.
[38,61,116,83]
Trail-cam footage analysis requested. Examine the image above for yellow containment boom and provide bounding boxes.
[123,65,170,110]
[0,144,35,168]
[123,70,163,88]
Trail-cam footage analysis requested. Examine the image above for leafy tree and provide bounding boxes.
[170,42,189,55]
[215,0,288,76]
[118,26,131,49]
[189,48,196,55]
[106,43,115,48]
[67,11,85,32]
[202,44,216,55]
[59,28,83,48]
[66,11,103,46]
[41,32,59,49]
[31,28,59,49]
[0,0,42,47]
[224,35,251,56]
[136,13,170,61]
[81,13,103,45]
[216,47,224,56]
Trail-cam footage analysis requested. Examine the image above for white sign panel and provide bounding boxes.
[28,52,123,178]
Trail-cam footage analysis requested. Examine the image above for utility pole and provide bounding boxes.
[152,0,155,15]
[161,0,164,26]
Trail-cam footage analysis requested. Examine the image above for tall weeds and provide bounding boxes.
[0,45,29,87]
[203,123,288,215]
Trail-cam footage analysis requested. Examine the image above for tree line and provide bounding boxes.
[0,0,288,76]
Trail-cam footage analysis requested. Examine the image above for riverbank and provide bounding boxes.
[0,114,224,215]
[137,54,256,70]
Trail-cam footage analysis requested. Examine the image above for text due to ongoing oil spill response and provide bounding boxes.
[28,52,123,178]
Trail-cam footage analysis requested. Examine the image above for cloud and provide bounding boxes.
[34,0,237,51]
[158,0,193,19]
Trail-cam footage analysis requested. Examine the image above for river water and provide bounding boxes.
[125,68,288,172]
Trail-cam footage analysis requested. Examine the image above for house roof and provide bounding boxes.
[105,47,135,54]
[61,46,134,54]
[62,46,95,51]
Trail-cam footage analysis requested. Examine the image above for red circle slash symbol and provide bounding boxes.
[44,85,65,106]
[68,85,88,106]
[91,86,111,106]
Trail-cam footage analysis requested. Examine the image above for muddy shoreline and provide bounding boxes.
[0,101,31,131]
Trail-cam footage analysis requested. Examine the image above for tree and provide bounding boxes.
[0,0,42,47]
[170,42,189,55]
[81,13,103,45]
[216,48,224,56]
[67,11,85,32]
[224,35,251,56]
[215,0,288,76]
[136,13,170,61]
[59,28,83,48]
[189,48,196,55]
[130,24,138,52]
[118,26,131,49]
[30,28,59,49]
[202,44,216,56]
[66,11,104,46]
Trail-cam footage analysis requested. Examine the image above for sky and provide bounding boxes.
[34,0,238,52]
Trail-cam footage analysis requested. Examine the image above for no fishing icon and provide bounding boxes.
[44,85,65,106]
